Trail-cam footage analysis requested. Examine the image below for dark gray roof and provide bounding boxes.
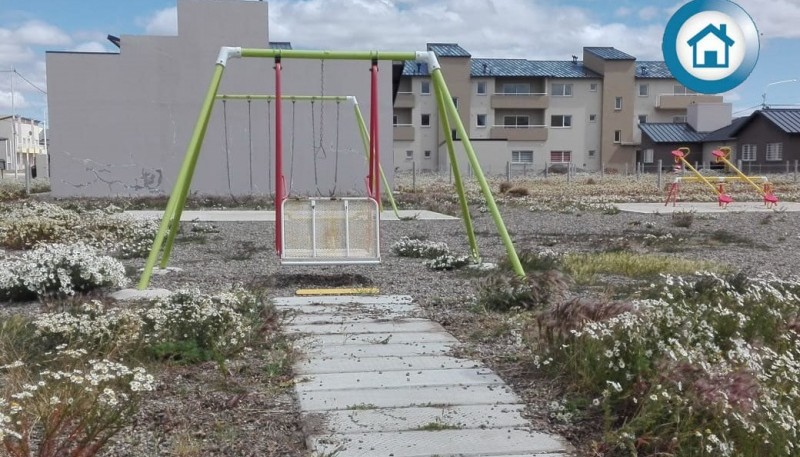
[639,123,706,143]
[636,61,672,78]
[585,47,635,60]
[402,61,430,76]
[269,41,292,50]
[427,43,471,57]
[703,117,747,141]
[469,58,600,78]
[760,109,800,133]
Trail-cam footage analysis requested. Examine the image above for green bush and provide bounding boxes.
[478,270,568,312]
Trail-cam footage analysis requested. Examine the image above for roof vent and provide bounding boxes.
[482,63,488,74]
[641,65,648,75]
[416,63,421,73]
[572,55,578,64]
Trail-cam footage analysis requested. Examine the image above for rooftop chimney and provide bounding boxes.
[572,55,578,64]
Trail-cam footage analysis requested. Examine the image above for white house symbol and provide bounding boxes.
[686,24,735,68]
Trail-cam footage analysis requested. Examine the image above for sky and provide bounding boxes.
[2,0,800,123]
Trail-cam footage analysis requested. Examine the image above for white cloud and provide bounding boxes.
[15,20,71,46]
[638,6,659,21]
[71,41,110,53]
[615,7,632,17]
[267,0,665,59]
[143,7,178,36]
[0,90,29,110]
[737,0,800,39]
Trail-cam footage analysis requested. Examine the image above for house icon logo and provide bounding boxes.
[687,23,735,68]
[663,0,759,93]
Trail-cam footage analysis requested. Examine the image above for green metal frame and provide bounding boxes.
[138,47,524,290]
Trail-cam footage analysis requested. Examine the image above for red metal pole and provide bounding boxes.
[370,61,380,204]
[275,59,283,256]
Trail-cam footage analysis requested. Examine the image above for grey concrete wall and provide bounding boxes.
[46,0,394,197]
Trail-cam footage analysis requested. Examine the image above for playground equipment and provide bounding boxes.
[137,47,525,289]
[665,146,778,207]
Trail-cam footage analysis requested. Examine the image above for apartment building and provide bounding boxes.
[0,115,47,174]
[393,44,722,174]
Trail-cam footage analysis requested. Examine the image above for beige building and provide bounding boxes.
[393,44,722,174]
[0,115,47,174]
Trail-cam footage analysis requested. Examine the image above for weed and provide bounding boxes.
[564,251,726,283]
[478,270,569,312]
[347,403,378,410]
[415,421,462,431]
[671,210,695,228]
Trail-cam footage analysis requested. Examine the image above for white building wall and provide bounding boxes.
[470,78,492,139]
[0,117,45,173]
[544,79,601,170]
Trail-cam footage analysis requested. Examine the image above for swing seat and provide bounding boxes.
[281,197,380,265]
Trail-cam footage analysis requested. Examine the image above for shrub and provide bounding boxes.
[671,210,695,228]
[504,249,564,273]
[506,186,530,197]
[478,270,569,312]
[0,349,155,457]
[0,243,128,301]
[390,237,450,259]
[498,182,513,194]
[530,272,800,456]
[424,254,470,271]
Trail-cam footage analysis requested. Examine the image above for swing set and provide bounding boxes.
[137,47,525,289]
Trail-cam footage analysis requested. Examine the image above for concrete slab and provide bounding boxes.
[310,404,530,434]
[124,209,458,222]
[274,295,414,307]
[310,428,568,457]
[297,332,458,348]
[284,310,416,325]
[278,304,417,317]
[296,368,502,392]
[110,288,171,301]
[295,355,482,375]
[307,342,455,359]
[286,319,444,335]
[618,201,800,214]
[297,383,519,411]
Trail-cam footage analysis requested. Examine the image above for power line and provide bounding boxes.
[0,68,47,95]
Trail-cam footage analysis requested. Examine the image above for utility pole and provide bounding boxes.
[9,67,18,180]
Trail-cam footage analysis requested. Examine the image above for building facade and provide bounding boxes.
[0,116,47,175]
[392,44,722,174]
[46,0,394,197]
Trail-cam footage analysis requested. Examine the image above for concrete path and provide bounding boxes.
[275,294,571,457]
[618,201,800,213]
[124,209,458,222]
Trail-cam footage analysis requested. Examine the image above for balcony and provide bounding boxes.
[394,92,415,109]
[490,93,549,110]
[489,125,548,141]
[393,124,415,141]
[656,93,723,110]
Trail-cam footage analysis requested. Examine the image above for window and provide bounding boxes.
[550,151,571,163]
[502,83,530,94]
[451,129,459,140]
[512,150,534,163]
[452,97,459,108]
[550,115,572,128]
[420,80,431,95]
[643,148,654,164]
[741,144,757,162]
[477,81,487,95]
[589,114,597,123]
[421,113,431,127]
[405,150,414,160]
[766,142,783,161]
[589,83,598,92]
[552,83,573,96]
[639,84,649,96]
[673,115,687,123]
[673,84,695,95]
[638,115,648,124]
[503,115,529,127]
[392,114,398,126]
[424,150,432,159]
[614,130,622,143]
[615,97,623,110]
[588,150,596,157]
[476,114,487,127]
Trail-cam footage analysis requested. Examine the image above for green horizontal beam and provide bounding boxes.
[216,94,350,101]
[240,48,418,61]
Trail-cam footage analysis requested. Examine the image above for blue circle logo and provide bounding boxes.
[663,0,759,94]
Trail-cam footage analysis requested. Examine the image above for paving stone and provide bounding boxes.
[296,331,457,348]
[274,295,414,307]
[295,355,482,374]
[278,303,417,317]
[306,342,455,359]
[309,428,569,456]
[286,319,443,335]
[307,404,530,434]
[297,384,519,411]
[286,311,416,325]
[297,368,502,392]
